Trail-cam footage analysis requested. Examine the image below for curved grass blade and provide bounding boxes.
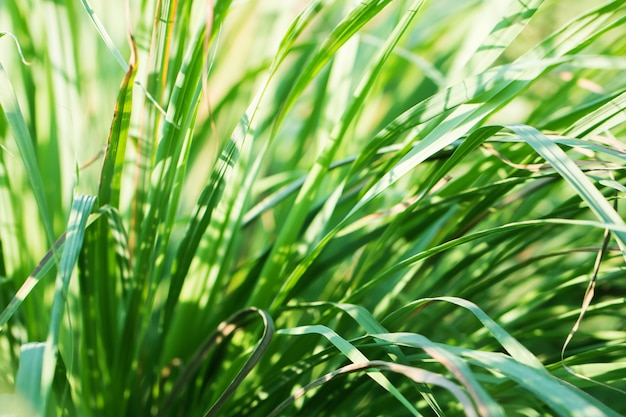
[560,198,626,394]
[157,308,274,417]
[346,126,502,299]
[348,216,626,307]
[461,349,622,417]
[373,331,505,417]
[347,1,626,214]
[203,308,274,417]
[384,297,546,372]
[507,123,626,256]
[549,135,626,162]
[352,201,608,308]
[78,0,127,71]
[241,141,465,227]
[0,32,31,65]
[268,360,479,417]
[267,48,617,311]
[267,0,331,77]
[278,324,421,416]
[373,334,622,416]
[291,301,474,416]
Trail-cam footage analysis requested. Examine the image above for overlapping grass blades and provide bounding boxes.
[0,195,94,416]
[1,0,625,415]
[0,61,54,248]
[268,360,480,417]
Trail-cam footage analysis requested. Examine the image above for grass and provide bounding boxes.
[1,0,626,415]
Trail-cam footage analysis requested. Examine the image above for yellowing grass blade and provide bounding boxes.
[98,35,138,209]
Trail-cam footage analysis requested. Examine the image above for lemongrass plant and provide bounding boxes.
[1,0,626,416]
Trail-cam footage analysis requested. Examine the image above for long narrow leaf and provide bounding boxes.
[278,325,421,416]
[0,63,54,248]
[98,34,138,209]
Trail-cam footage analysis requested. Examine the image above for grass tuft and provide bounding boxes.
[1,0,625,415]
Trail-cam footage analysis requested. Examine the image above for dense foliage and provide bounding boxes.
[1,0,625,415]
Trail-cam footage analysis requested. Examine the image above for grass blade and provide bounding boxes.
[507,123,626,255]
[268,360,479,417]
[98,34,137,209]
[0,63,54,248]
[278,324,421,416]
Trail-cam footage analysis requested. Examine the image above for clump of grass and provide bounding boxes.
[1,0,626,416]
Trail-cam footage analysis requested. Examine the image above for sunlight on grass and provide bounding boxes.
[1,0,625,416]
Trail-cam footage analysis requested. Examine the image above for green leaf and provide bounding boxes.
[279,324,421,416]
[0,63,54,248]
[98,35,138,209]
[507,123,626,257]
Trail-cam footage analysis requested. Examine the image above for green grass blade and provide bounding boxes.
[0,63,54,248]
[371,332,503,417]
[2,1,625,415]
[0,235,65,330]
[5,195,95,416]
[157,308,273,417]
[13,342,46,416]
[97,36,137,208]
[39,194,95,413]
[79,0,128,71]
[278,324,421,416]
[373,334,622,417]
[132,17,208,285]
[0,32,31,65]
[259,0,425,309]
[267,52,599,311]
[79,0,166,116]
[385,297,546,372]
[461,349,622,417]
[452,0,543,79]
[289,301,466,415]
[0,208,102,331]
[272,0,394,131]
[268,360,479,417]
[163,118,247,332]
[75,204,132,411]
[507,123,626,255]
[349,217,626,304]
[563,89,626,138]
